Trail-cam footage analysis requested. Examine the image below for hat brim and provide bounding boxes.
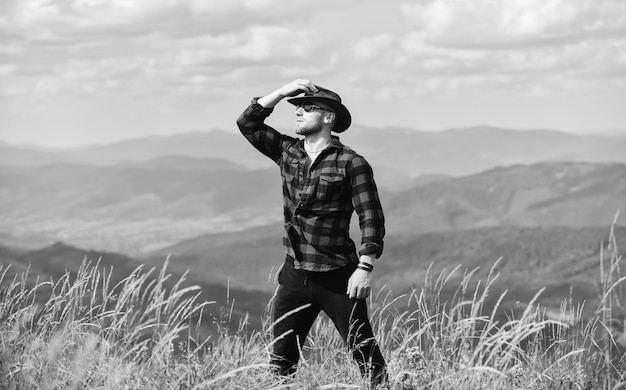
[287,96,352,133]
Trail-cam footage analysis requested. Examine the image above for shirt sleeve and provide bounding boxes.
[236,98,294,165]
[348,155,385,259]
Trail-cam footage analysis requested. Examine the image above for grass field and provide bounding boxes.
[1,224,625,389]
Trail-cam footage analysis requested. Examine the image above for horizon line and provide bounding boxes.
[1,124,625,149]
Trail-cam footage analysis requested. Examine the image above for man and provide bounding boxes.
[236,79,387,387]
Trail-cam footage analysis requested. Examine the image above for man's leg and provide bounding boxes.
[270,261,321,376]
[313,281,387,386]
[345,299,388,386]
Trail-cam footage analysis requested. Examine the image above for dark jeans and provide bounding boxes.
[270,257,387,385]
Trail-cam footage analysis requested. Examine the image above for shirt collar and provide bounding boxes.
[297,135,343,154]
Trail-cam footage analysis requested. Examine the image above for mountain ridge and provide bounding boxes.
[386,161,625,234]
[1,160,623,255]
[3,126,626,178]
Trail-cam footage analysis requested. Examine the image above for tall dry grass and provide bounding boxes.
[0,221,624,389]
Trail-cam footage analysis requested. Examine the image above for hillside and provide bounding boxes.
[380,225,626,313]
[385,162,626,234]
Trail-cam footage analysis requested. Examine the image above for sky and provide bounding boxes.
[1,0,625,147]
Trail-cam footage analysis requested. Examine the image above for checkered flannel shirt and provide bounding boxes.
[237,100,385,272]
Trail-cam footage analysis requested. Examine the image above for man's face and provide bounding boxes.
[294,102,333,136]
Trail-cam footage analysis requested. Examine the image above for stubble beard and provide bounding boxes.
[295,122,323,136]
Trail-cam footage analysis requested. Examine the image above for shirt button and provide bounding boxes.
[299,203,304,207]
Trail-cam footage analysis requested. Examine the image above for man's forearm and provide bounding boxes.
[256,89,287,109]
[236,100,283,164]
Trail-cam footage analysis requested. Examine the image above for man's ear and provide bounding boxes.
[324,112,336,124]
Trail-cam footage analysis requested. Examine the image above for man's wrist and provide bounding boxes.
[358,255,376,272]
[359,254,376,264]
[357,262,373,272]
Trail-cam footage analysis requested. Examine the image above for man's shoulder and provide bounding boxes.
[280,135,302,154]
[339,142,356,154]
[336,143,369,164]
[284,135,300,147]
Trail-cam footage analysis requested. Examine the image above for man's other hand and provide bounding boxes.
[347,268,371,299]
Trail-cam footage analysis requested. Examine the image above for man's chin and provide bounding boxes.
[295,127,321,136]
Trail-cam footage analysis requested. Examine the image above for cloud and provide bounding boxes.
[401,0,626,48]
[1,0,624,145]
[177,26,321,66]
[333,1,622,99]
[1,0,298,44]
[352,34,398,60]
[187,0,276,15]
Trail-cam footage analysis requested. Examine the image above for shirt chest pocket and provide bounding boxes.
[316,173,345,201]
[282,157,300,186]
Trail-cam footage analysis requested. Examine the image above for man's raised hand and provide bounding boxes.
[278,79,318,98]
[257,79,318,108]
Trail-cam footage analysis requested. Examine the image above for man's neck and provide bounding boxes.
[303,132,332,153]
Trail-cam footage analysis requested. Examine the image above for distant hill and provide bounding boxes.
[343,126,626,178]
[3,127,626,179]
[385,162,626,234]
[382,225,625,289]
[132,156,248,172]
[147,223,285,290]
[0,131,266,169]
[0,142,68,167]
[0,159,282,253]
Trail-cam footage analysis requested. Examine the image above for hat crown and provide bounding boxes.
[303,85,342,104]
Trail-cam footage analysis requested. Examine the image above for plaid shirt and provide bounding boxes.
[237,100,385,272]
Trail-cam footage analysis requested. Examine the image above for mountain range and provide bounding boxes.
[1,157,623,255]
[1,126,625,328]
[3,126,626,178]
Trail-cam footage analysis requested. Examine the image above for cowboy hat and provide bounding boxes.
[287,85,352,133]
